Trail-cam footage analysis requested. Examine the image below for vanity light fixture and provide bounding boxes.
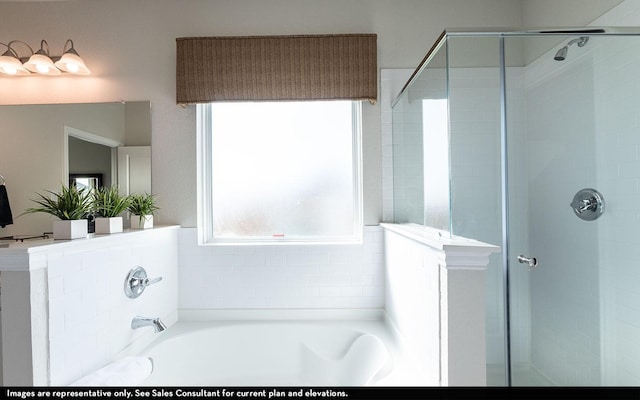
[23,40,61,75]
[54,39,91,75]
[0,39,90,76]
[0,41,30,75]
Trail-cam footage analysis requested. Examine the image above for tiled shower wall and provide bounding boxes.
[510,22,640,384]
[593,34,640,386]
[178,226,384,309]
[522,51,601,385]
[380,69,416,224]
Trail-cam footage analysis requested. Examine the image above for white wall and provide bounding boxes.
[383,224,497,386]
[384,228,441,384]
[522,0,623,27]
[179,226,384,309]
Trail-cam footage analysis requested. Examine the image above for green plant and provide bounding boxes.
[93,186,131,218]
[23,184,93,220]
[127,193,159,216]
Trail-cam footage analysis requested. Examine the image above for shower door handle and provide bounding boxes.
[517,255,538,269]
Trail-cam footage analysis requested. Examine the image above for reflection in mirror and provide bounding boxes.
[0,101,151,238]
[67,132,116,189]
[69,174,102,193]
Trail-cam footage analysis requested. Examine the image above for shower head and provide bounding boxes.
[553,36,589,61]
[554,46,569,61]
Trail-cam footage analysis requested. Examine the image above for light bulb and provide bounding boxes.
[36,64,50,74]
[66,63,80,73]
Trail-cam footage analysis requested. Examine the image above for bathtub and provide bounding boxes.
[135,315,421,386]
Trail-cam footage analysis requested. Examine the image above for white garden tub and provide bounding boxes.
[137,317,417,386]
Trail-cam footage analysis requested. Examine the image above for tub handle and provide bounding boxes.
[125,266,163,299]
[142,276,163,286]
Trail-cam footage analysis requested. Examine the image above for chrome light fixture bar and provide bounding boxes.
[0,39,90,76]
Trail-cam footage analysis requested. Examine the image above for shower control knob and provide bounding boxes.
[570,198,596,213]
[124,266,163,299]
[570,188,604,221]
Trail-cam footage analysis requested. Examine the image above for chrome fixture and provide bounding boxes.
[131,316,167,333]
[0,39,90,76]
[570,188,604,221]
[517,255,538,270]
[554,36,589,61]
[124,266,163,299]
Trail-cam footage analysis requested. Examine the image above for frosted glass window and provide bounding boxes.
[198,101,362,243]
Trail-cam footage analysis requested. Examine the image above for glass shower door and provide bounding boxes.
[505,34,640,386]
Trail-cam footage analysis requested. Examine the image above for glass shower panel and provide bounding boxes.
[446,35,505,386]
[505,33,602,386]
[420,44,449,231]
[448,36,502,239]
[392,78,424,225]
[392,43,449,231]
[504,33,640,386]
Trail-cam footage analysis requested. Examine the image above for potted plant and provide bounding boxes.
[127,193,159,229]
[23,184,93,240]
[92,186,131,234]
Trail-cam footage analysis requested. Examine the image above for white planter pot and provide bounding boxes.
[133,215,153,229]
[95,217,123,234]
[53,219,88,240]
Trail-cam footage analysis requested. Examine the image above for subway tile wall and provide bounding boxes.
[593,33,640,386]
[510,20,640,385]
[47,228,179,385]
[178,226,385,309]
[380,69,414,223]
[523,53,601,385]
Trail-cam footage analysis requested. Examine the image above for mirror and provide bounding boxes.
[0,101,151,237]
[69,174,103,192]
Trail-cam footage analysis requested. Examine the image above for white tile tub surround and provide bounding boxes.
[179,226,384,309]
[382,223,500,386]
[0,226,179,386]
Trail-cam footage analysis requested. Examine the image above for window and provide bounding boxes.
[197,101,362,244]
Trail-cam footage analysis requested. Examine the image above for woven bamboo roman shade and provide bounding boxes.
[176,34,377,104]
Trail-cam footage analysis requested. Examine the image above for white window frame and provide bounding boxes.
[196,101,363,245]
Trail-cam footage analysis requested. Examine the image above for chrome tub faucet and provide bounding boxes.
[131,316,167,333]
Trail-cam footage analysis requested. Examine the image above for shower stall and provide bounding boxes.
[391,28,640,386]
